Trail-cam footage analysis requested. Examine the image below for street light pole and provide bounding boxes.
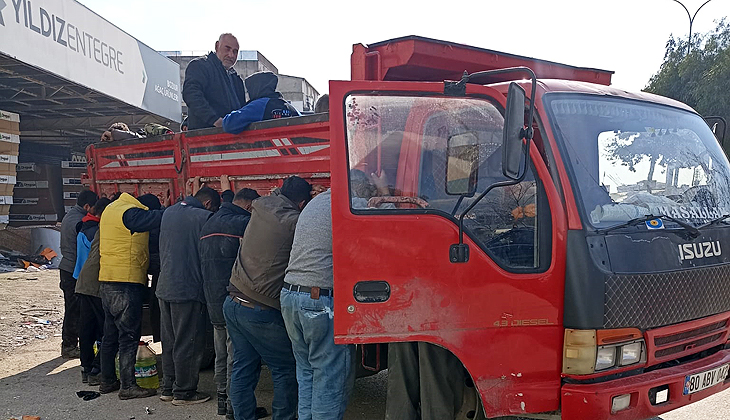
[672,0,714,55]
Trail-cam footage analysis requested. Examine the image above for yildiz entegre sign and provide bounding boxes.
[0,0,182,122]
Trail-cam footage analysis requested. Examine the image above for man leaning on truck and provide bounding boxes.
[224,176,313,420]
[182,33,246,130]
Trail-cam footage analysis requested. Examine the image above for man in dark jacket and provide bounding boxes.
[182,33,246,130]
[225,176,312,420]
[157,187,220,405]
[200,187,260,417]
[137,194,164,342]
[222,71,301,134]
[59,189,98,358]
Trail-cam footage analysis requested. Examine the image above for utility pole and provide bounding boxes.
[672,0,714,55]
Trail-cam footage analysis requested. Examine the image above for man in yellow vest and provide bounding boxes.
[97,192,161,400]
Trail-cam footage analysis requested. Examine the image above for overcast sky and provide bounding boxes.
[79,0,728,95]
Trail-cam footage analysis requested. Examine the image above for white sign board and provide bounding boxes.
[0,0,181,121]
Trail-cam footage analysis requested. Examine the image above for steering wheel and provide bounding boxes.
[681,185,717,207]
[367,196,429,209]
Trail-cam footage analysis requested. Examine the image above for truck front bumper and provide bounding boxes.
[561,348,730,420]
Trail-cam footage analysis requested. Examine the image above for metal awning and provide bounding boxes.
[0,53,178,148]
[0,0,182,149]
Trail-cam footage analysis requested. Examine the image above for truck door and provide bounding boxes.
[329,80,567,415]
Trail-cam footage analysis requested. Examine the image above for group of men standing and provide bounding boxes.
[57,31,466,420]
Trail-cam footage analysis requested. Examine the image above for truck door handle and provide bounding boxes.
[353,281,390,303]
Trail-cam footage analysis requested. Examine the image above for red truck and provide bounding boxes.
[85,36,730,420]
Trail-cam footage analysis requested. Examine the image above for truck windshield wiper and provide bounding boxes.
[596,214,700,237]
[698,214,730,230]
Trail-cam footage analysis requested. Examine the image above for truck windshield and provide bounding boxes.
[547,95,730,229]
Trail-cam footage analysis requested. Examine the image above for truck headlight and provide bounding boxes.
[619,341,645,366]
[563,329,646,375]
[595,346,617,371]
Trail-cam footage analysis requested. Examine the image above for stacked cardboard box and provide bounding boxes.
[0,110,20,229]
[62,159,87,215]
[10,163,63,226]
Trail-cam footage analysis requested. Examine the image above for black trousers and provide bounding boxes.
[99,282,144,389]
[78,294,104,373]
[159,299,207,400]
[59,269,80,349]
[148,270,161,342]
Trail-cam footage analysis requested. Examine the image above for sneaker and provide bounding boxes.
[119,385,157,400]
[81,371,88,384]
[99,380,120,394]
[217,392,227,415]
[61,346,80,359]
[159,389,173,402]
[87,373,101,386]
[171,391,210,406]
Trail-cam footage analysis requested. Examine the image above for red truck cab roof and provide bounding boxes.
[351,35,614,85]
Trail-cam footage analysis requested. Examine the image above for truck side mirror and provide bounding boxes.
[446,132,479,196]
[502,82,527,180]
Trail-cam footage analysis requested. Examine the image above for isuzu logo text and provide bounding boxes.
[679,241,722,261]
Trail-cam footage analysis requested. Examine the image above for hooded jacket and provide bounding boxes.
[200,202,252,325]
[156,196,213,303]
[229,190,302,309]
[222,71,301,134]
[72,214,101,279]
[183,52,246,130]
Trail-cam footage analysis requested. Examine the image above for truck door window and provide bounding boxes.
[345,94,544,269]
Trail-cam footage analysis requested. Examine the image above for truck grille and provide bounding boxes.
[646,314,730,365]
[604,264,730,329]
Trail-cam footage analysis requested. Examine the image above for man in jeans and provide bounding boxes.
[157,187,220,405]
[199,186,260,418]
[59,189,98,358]
[225,176,313,420]
[97,192,158,400]
[280,189,356,420]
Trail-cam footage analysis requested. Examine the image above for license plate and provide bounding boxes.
[683,364,729,395]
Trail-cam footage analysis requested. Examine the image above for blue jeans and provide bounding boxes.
[280,288,355,420]
[223,296,297,420]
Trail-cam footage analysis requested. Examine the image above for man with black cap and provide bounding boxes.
[222,71,300,134]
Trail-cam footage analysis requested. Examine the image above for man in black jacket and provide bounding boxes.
[200,187,260,418]
[157,187,220,405]
[182,33,246,130]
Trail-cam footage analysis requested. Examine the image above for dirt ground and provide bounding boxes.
[0,268,387,420]
[1,269,728,420]
[0,268,65,374]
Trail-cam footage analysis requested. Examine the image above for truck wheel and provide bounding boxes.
[456,374,487,420]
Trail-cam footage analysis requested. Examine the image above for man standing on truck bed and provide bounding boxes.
[182,33,246,130]
[157,187,220,405]
[224,176,313,420]
[59,189,98,359]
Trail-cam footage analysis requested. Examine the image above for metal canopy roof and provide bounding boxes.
[0,53,176,148]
